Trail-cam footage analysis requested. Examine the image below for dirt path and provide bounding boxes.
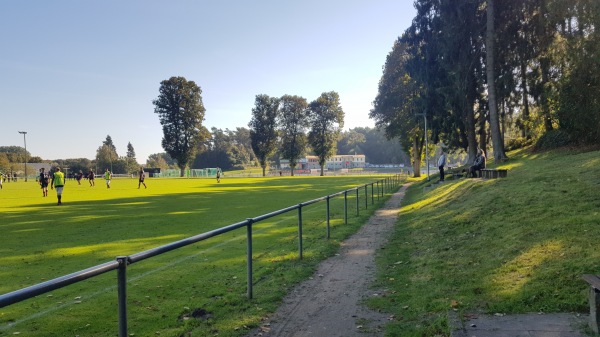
[245,184,410,337]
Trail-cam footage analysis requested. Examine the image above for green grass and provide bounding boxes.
[369,147,600,336]
[0,175,400,337]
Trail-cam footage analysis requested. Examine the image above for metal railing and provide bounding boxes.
[0,174,405,336]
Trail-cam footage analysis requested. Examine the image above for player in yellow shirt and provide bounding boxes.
[51,167,65,205]
[104,168,112,189]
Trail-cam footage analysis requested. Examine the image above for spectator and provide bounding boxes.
[469,148,486,178]
[437,149,446,182]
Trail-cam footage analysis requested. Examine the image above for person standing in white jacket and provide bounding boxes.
[437,150,447,182]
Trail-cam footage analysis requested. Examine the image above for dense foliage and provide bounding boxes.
[278,95,310,176]
[371,0,600,177]
[307,91,345,176]
[249,95,280,176]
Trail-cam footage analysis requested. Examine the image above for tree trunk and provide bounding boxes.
[520,59,530,139]
[540,57,553,131]
[486,0,507,162]
[466,101,478,165]
[478,106,487,153]
[261,164,266,177]
[412,136,423,178]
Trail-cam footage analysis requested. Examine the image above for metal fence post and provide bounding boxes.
[246,219,253,299]
[356,188,359,216]
[326,196,331,239]
[298,204,303,260]
[116,256,129,337]
[344,191,348,225]
[376,181,380,200]
[365,185,368,209]
[371,183,375,204]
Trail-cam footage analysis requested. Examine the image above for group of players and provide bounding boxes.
[38,167,147,206]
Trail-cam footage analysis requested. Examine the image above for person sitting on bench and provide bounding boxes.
[469,148,486,177]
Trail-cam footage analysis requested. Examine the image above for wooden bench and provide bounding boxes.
[582,274,600,333]
[481,169,508,179]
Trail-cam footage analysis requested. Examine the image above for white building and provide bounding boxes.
[280,154,366,170]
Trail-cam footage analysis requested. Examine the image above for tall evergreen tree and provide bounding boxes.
[370,39,426,176]
[126,142,137,173]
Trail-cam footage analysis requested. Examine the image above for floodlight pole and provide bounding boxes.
[18,131,27,182]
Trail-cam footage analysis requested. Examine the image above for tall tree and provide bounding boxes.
[125,142,138,173]
[103,135,117,153]
[249,95,280,176]
[307,91,345,176]
[278,95,309,176]
[97,135,118,172]
[153,76,209,176]
[95,144,116,173]
[370,39,425,176]
[556,0,600,145]
[485,0,507,161]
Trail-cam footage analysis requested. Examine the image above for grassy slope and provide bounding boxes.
[370,148,600,336]
[0,175,399,337]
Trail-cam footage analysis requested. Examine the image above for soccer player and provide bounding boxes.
[39,168,50,197]
[50,167,65,205]
[76,170,83,185]
[104,168,112,189]
[89,169,95,187]
[138,167,147,189]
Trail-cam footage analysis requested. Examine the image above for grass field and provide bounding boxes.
[0,174,400,336]
[369,147,600,336]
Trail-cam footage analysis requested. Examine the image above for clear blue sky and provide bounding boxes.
[0,1,415,163]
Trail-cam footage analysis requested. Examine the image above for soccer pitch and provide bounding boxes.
[0,175,398,337]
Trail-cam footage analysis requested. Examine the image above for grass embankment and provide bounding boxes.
[0,175,399,337]
[370,148,600,336]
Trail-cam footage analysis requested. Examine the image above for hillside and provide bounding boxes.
[370,147,600,336]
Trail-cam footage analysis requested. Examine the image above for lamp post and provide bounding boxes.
[18,131,28,182]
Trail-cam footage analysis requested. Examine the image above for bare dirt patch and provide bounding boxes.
[245,184,410,337]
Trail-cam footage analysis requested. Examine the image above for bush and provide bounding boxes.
[505,137,534,152]
[533,129,573,151]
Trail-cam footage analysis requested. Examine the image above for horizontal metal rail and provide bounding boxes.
[0,174,405,336]
[0,261,119,308]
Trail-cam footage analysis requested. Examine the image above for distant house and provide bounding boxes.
[326,154,366,169]
[280,154,366,171]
